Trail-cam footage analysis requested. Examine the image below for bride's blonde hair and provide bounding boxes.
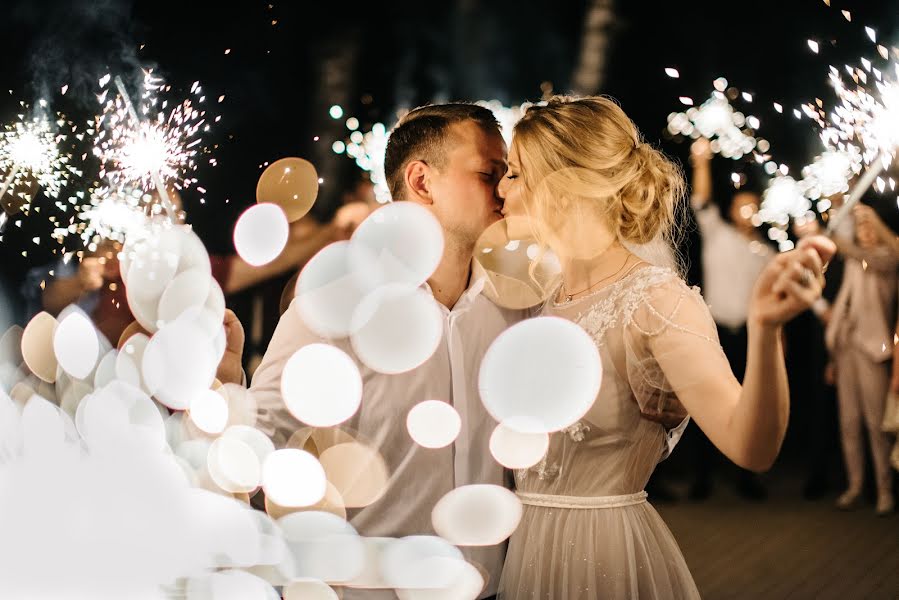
[512,95,686,271]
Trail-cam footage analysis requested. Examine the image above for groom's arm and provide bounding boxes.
[217,299,340,447]
[249,299,326,447]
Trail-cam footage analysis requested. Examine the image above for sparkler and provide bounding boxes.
[0,108,74,231]
[94,72,212,222]
[112,76,176,217]
[821,63,899,234]
[666,84,761,161]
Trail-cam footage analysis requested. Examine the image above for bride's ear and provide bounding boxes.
[404,160,434,206]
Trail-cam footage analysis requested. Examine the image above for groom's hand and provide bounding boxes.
[217,309,245,385]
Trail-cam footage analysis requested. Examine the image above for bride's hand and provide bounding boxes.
[748,235,836,328]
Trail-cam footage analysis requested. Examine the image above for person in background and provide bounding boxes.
[22,189,346,347]
[687,137,772,501]
[826,202,897,516]
[278,176,379,315]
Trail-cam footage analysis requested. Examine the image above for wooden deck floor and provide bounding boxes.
[655,484,899,599]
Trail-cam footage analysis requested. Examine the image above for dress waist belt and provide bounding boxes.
[516,490,648,509]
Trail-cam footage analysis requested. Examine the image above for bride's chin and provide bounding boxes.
[503,220,531,241]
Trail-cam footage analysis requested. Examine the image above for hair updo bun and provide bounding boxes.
[512,95,685,248]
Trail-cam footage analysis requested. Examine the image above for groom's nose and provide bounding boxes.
[495,179,506,203]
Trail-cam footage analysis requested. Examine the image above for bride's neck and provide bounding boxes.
[558,242,636,296]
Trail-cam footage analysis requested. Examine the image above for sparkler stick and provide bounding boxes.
[113,76,177,219]
[0,165,18,234]
[826,153,888,235]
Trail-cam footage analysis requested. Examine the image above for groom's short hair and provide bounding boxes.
[384,103,501,201]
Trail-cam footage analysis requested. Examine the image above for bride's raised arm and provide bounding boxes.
[627,236,835,472]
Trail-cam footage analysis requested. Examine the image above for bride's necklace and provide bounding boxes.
[558,253,635,304]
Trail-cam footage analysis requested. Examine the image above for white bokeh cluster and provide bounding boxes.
[474,100,535,146]
[800,149,862,200]
[77,186,151,245]
[336,119,391,203]
[667,91,759,160]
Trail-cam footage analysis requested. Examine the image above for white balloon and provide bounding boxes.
[204,278,226,326]
[318,442,389,508]
[125,227,182,302]
[184,489,265,569]
[341,537,393,588]
[262,449,326,508]
[21,395,75,457]
[431,484,522,546]
[350,284,443,375]
[222,425,276,465]
[188,569,279,600]
[142,316,217,410]
[93,349,118,389]
[281,344,362,427]
[233,203,290,267]
[479,317,601,433]
[157,267,212,325]
[177,225,213,276]
[53,311,100,380]
[489,420,549,469]
[381,536,464,590]
[406,401,460,449]
[117,333,150,392]
[76,381,167,451]
[21,312,58,383]
[396,559,485,600]
[349,202,444,288]
[279,511,365,583]
[189,389,229,434]
[207,436,262,494]
[294,241,374,338]
[283,578,339,600]
[58,379,92,419]
[126,283,162,332]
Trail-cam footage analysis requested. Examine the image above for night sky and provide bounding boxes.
[0,0,897,324]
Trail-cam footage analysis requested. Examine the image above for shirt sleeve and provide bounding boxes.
[209,254,234,289]
[250,298,328,447]
[694,203,725,237]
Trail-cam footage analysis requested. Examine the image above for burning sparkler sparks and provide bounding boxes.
[93,72,213,218]
[0,105,76,230]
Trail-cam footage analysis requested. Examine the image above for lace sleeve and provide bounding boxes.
[623,272,734,426]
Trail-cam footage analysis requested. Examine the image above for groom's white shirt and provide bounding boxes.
[251,275,527,599]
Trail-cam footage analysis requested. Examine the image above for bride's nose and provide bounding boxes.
[496,176,508,200]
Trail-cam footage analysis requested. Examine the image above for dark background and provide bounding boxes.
[0,0,896,319]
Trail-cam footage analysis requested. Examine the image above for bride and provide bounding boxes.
[495,96,835,599]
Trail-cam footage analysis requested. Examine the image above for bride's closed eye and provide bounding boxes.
[505,174,519,180]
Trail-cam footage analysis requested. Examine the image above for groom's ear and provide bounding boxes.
[403,160,434,205]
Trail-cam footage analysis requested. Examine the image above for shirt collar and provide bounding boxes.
[421,262,487,312]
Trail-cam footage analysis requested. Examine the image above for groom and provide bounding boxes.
[220,103,526,599]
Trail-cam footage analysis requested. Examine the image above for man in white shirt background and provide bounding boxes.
[687,137,773,502]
